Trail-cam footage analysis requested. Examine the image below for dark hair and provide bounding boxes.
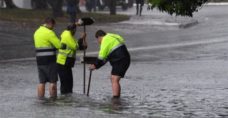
[44,17,55,25]
[95,30,106,38]
[67,24,77,35]
[67,24,77,31]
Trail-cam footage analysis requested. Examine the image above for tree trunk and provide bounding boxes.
[48,0,64,18]
[31,0,48,9]
[4,0,17,8]
[109,0,116,15]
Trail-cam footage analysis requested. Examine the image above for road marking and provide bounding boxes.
[1,36,228,63]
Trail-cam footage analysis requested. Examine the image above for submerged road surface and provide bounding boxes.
[1,5,228,118]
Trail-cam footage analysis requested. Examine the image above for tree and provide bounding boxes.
[4,0,17,8]
[148,0,208,17]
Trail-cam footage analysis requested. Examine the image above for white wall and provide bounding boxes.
[13,0,31,9]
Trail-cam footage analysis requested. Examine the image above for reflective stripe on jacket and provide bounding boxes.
[57,30,79,66]
[35,47,56,56]
[33,26,61,65]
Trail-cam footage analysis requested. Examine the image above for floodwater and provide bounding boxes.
[1,55,228,118]
[1,5,228,118]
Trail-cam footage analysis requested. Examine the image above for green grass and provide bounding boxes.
[0,8,130,24]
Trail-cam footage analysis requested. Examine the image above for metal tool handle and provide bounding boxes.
[87,70,93,96]
[83,25,86,94]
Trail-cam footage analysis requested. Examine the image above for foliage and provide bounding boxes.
[148,0,208,17]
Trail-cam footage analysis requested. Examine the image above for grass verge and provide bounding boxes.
[0,8,130,24]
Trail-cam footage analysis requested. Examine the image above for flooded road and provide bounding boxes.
[1,5,228,118]
[1,51,228,118]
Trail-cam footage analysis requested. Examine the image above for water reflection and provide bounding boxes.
[35,93,130,115]
[99,97,131,114]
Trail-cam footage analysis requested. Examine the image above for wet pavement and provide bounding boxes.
[1,5,228,118]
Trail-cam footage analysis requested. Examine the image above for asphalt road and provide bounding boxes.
[1,5,228,118]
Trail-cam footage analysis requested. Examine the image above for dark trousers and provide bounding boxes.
[136,0,144,16]
[57,64,73,94]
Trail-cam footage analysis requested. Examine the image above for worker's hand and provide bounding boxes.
[81,32,87,39]
[81,32,87,49]
[89,64,96,70]
[75,19,83,26]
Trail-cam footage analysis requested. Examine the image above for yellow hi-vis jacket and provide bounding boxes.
[33,25,61,65]
[57,30,79,66]
[98,33,125,60]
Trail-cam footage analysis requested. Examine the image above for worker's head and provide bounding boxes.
[95,30,106,44]
[44,17,56,29]
[67,24,77,35]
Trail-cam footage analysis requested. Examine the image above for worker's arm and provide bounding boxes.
[89,43,108,70]
[93,59,106,69]
[66,36,77,50]
[78,33,87,50]
[92,41,110,69]
[89,58,106,70]
[49,31,61,49]
[78,38,87,50]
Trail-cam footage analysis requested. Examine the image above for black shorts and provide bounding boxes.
[37,62,58,83]
[111,56,130,78]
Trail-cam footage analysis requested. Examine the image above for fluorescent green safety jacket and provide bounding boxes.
[98,33,125,60]
[57,30,79,66]
[33,25,61,65]
[94,33,130,69]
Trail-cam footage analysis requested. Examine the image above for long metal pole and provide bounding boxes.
[83,25,86,94]
[87,70,92,96]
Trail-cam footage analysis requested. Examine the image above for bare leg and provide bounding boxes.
[111,75,121,97]
[37,84,45,99]
[49,82,57,98]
